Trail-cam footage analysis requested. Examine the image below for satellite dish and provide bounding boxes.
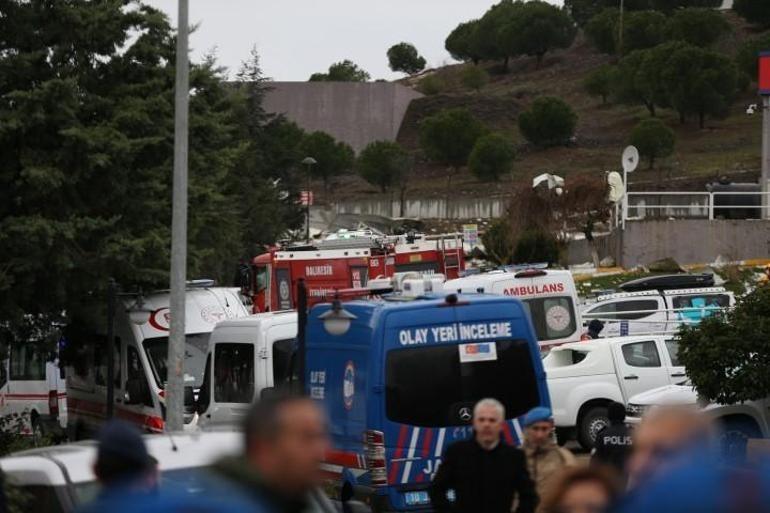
[607,171,625,203]
[622,146,639,174]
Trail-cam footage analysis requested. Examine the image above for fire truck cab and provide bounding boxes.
[249,232,464,313]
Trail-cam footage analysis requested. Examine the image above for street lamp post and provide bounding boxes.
[618,0,625,58]
[302,157,317,242]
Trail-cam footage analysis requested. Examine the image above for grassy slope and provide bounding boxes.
[326,12,768,203]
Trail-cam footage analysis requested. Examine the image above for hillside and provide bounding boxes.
[325,11,767,204]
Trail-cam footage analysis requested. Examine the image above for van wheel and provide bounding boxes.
[720,417,762,462]
[578,406,609,450]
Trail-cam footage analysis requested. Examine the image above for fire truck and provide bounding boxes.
[247,232,464,313]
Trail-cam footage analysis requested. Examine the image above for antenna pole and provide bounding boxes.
[763,96,770,219]
[618,0,624,58]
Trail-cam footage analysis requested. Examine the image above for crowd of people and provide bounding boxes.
[70,393,770,513]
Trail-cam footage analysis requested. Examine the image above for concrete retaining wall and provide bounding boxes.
[332,197,507,220]
[263,82,422,153]
[619,219,770,267]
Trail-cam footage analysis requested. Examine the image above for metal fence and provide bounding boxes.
[620,191,770,228]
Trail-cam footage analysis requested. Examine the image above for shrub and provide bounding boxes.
[416,74,446,95]
[468,133,516,181]
[518,96,578,147]
[460,65,490,92]
[629,118,675,168]
[583,64,617,104]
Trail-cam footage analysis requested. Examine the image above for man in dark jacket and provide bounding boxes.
[591,401,633,475]
[430,398,538,513]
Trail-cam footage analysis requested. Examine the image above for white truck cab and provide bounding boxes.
[65,284,250,438]
[582,287,734,337]
[196,311,297,430]
[445,268,581,347]
[544,335,684,448]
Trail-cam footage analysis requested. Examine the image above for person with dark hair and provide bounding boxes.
[429,398,537,513]
[586,320,604,340]
[539,467,620,513]
[211,392,329,513]
[591,402,633,477]
[77,420,158,513]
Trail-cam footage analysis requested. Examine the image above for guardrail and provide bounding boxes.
[621,191,770,228]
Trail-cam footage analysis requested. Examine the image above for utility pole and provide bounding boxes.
[302,157,317,242]
[105,278,116,419]
[166,0,189,432]
[618,0,625,59]
[763,96,770,218]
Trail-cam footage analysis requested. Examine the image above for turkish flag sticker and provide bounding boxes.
[759,53,770,95]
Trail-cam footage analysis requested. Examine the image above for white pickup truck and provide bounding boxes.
[544,335,684,449]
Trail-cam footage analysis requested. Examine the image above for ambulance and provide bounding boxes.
[305,292,549,512]
[247,232,464,313]
[444,267,582,347]
[64,282,250,439]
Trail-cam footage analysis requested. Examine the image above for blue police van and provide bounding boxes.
[305,292,550,512]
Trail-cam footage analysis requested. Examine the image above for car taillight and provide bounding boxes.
[364,429,387,487]
[48,390,59,418]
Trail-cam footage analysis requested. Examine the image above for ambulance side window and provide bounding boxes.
[127,347,153,407]
[10,344,46,381]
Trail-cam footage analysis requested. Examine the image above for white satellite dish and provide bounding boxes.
[607,171,625,203]
[622,146,639,174]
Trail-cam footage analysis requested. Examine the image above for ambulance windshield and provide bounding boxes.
[143,334,209,389]
[521,297,576,341]
[385,339,540,427]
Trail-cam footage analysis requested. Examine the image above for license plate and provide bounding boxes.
[404,491,430,506]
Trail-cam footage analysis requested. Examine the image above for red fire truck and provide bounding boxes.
[247,232,464,313]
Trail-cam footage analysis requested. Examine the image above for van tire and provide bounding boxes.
[578,406,609,450]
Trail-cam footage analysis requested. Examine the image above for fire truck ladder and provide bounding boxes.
[432,233,463,273]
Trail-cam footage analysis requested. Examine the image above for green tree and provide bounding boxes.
[679,285,770,405]
[665,8,731,47]
[614,43,677,116]
[468,133,516,182]
[584,64,617,104]
[308,60,370,82]
[298,131,354,193]
[480,218,515,265]
[419,108,487,189]
[475,0,522,69]
[661,44,740,127]
[460,65,490,92]
[387,42,427,75]
[499,1,577,68]
[733,0,770,28]
[357,141,409,192]
[445,20,482,64]
[736,33,770,80]
[629,118,675,169]
[585,8,620,54]
[518,97,578,147]
[620,10,667,54]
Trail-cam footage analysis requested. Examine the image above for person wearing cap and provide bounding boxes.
[429,398,537,513]
[591,402,633,478]
[76,420,159,513]
[522,406,576,508]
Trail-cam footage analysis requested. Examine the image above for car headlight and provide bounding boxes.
[626,404,648,417]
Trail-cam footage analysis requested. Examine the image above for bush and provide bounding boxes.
[518,96,578,147]
[665,8,731,47]
[513,230,560,264]
[468,133,516,181]
[733,0,770,28]
[629,118,675,169]
[416,74,446,95]
[481,218,515,265]
[357,141,409,192]
[460,65,490,92]
[583,64,617,104]
[387,42,427,75]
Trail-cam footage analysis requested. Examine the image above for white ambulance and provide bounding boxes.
[64,283,250,439]
[444,268,582,347]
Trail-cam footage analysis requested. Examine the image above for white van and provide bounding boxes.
[445,268,582,347]
[196,311,297,430]
[581,287,734,337]
[65,284,250,438]
[0,348,66,439]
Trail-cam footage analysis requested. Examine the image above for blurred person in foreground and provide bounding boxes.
[211,392,330,513]
[430,398,538,513]
[522,406,576,504]
[616,407,770,512]
[591,402,633,478]
[77,420,159,513]
[540,467,620,513]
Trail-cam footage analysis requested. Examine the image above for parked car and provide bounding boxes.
[581,287,734,337]
[0,430,354,513]
[625,383,769,457]
[544,335,684,448]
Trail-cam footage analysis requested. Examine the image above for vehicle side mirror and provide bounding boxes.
[125,378,150,405]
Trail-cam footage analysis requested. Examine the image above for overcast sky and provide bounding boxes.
[145,0,563,81]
